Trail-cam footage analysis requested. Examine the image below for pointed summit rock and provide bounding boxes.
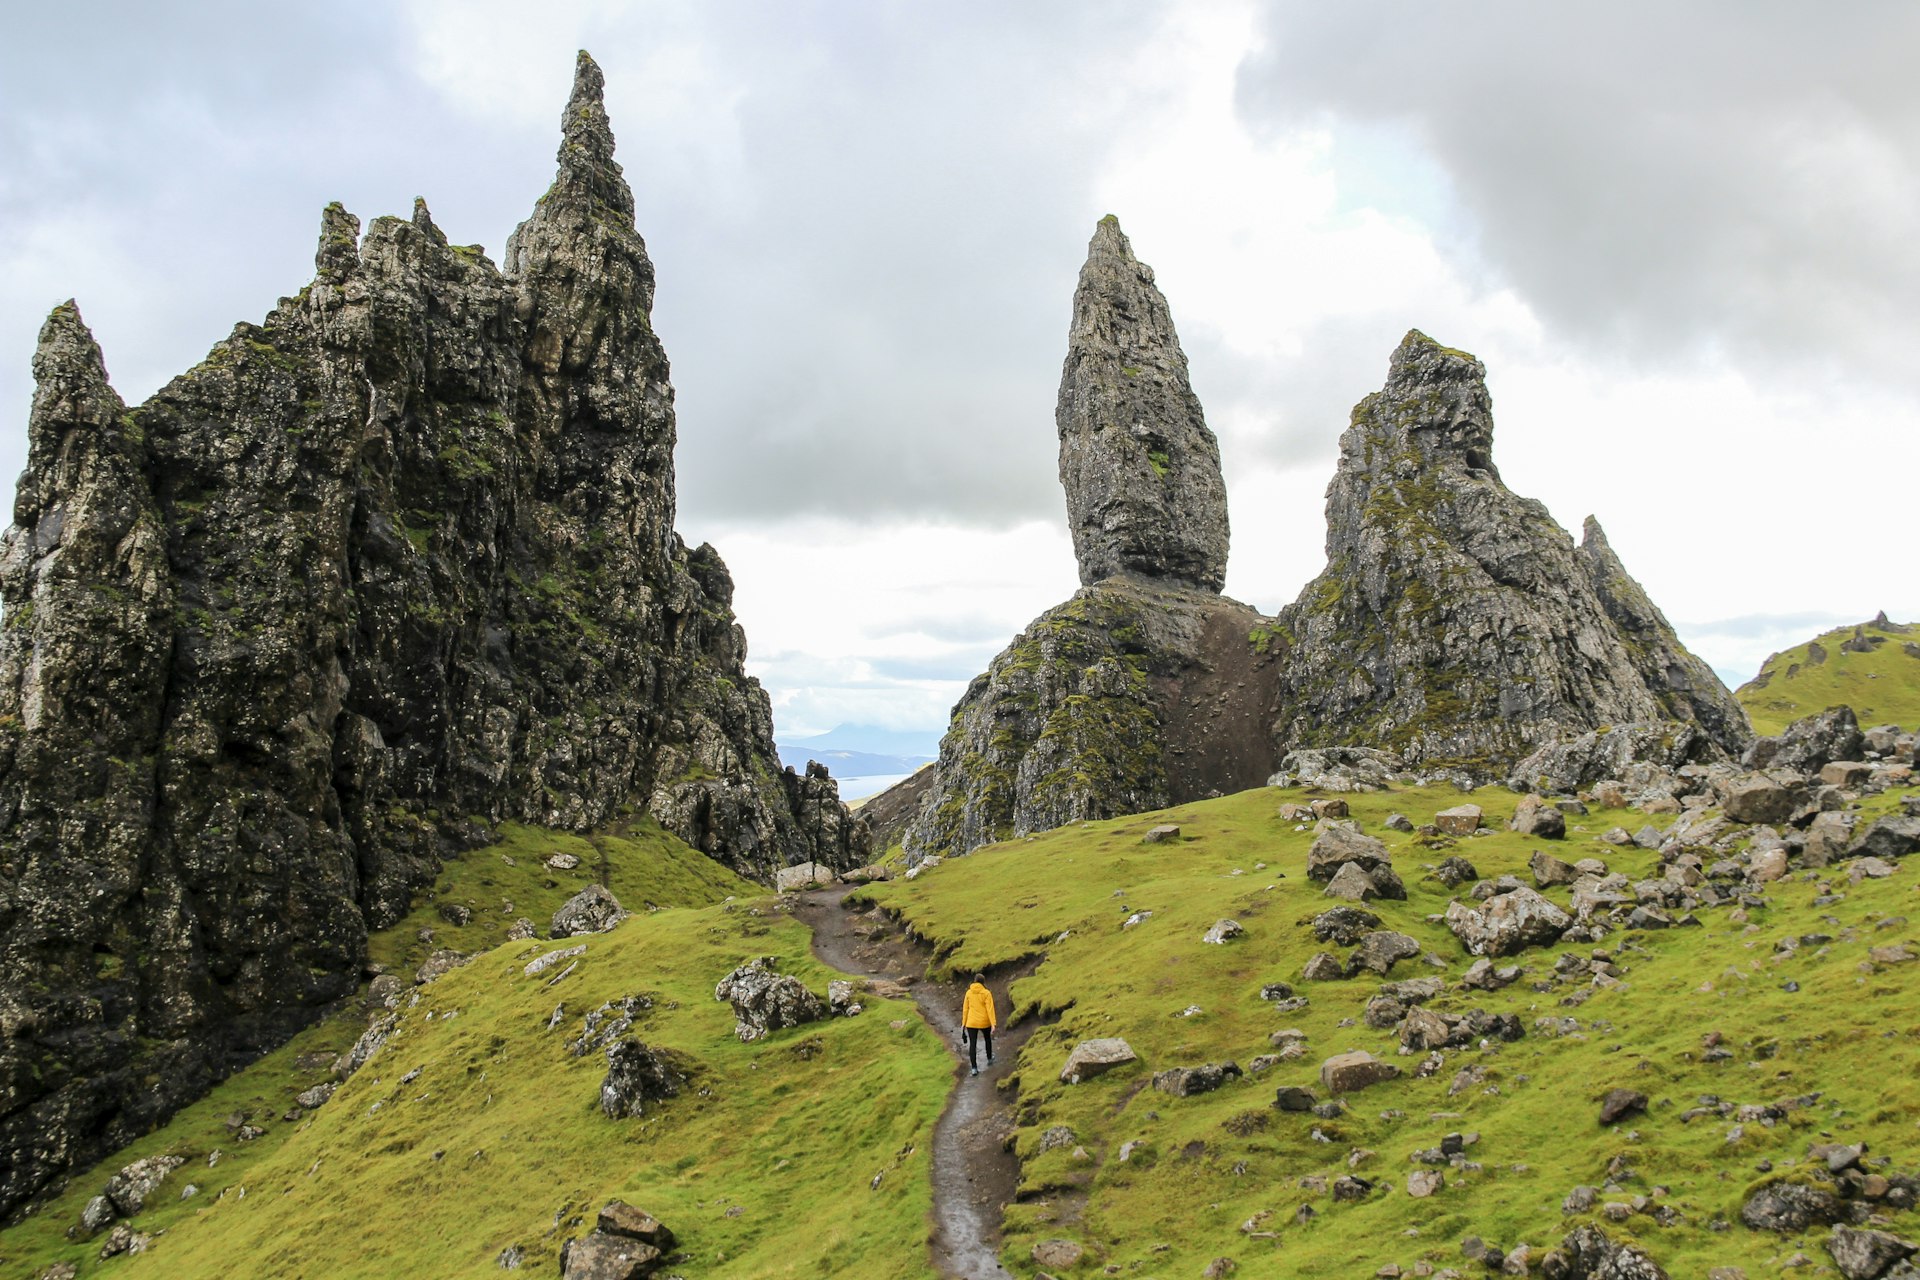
[1057,216,1229,592]
[1272,330,1751,773]
[903,222,1274,859]
[0,59,863,1220]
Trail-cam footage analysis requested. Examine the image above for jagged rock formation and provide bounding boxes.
[1270,330,1751,774]
[904,221,1274,856]
[1057,216,1229,593]
[0,52,861,1219]
[905,309,1750,856]
[905,577,1280,854]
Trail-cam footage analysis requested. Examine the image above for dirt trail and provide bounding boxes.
[792,886,1036,1280]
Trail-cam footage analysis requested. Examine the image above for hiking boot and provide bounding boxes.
[969,1067,979,1077]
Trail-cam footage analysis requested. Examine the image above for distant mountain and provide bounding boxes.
[779,724,940,776]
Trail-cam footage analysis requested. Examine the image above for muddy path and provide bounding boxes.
[792,886,1038,1280]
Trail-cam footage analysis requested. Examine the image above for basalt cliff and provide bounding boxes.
[0,53,862,1217]
[904,225,1750,858]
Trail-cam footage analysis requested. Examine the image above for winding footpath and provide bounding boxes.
[793,887,1034,1279]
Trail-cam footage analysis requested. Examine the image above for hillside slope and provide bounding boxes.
[0,823,949,1278]
[1739,615,1920,736]
[872,780,1920,1276]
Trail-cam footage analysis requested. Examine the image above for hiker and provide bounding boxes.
[961,972,997,1076]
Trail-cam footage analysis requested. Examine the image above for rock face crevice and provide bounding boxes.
[0,51,861,1219]
[1270,330,1751,773]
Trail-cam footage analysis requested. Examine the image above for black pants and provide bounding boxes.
[965,1026,993,1068]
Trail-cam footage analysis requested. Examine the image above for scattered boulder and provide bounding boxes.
[438,901,474,926]
[1407,1169,1443,1198]
[1143,824,1182,844]
[1306,826,1406,898]
[334,1011,401,1080]
[1851,816,1920,860]
[1152,1062,1242,1097]
[101,1154,185,1219]
[1444,887,1571,957]
[1597,1088,1647,1125]
[1319,1050,1400,1094]
[1719,771,1807,825]
[294,1082,335,1110]
[1435,804,1483,836]
[567,996,652,1057]
[713,958,825,1043]
[1347,930,1421,976]
[599,1040,688,1119]
[1432,856,1480,888]
[1201,918,1246,944]
[1268,746,1404,792]
[526,944,589,977]
[774,862,837,892]
[1539,1225,1669,1279]
[552,884,629,938]
[1741,1180,1847,1233]
[415,949,474,985]
[1511,795,1567,839]
[1745,706,1864,774]
[1826,1226,1918,1280]
[1302,952,1345,982]
[1060,1038,1138,1084]
[1530,850,1579,887]
[1322,861,1381,901]
[1032,1239,1087,1269]
[1273,1086,1317,1112]
[546,851,582,871]
[561,1200,677,1278]
[1311,905,1382,946]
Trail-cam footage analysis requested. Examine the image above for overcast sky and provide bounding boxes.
[4,1,1915,747]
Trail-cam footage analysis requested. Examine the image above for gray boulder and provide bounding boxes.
[1741,1180,1846,1233]
[1306,825,1406,898]
[1539,1225,1669,1279]
[560,1200,677,1278]
[103,1154,185,1218]
[598,1040,688,1120]
[1311,906,1382,946]
[1151,1061,1241,1097]
[1060,1037,1138,1084]
[1745,705,1865,773]
[1851,816,1920,860]
[1319,1050,1400,1094]
[1508,722,1721,794]
[552,884,629,938]
[1718,771,1807,825]
[713,958,825,1043]
[1267,747,1403,792]
[1827,1226,1918,1280]
[1347,930,1422,976]
[1445,887,1571,957]
[1510,794,1567,838]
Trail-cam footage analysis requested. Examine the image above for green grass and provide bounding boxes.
[1738,617,1920,735]
[1,826,951,1279]
[868,784,1920,1276]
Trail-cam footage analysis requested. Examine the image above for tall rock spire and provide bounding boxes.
[1056,216,1229,593]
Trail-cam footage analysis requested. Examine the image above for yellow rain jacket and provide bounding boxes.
[961,982,997,1030]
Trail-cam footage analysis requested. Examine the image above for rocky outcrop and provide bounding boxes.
[903,575,1279,856]
[0,53,860,1218]
[713,958,825,1042]
[1270,330,1750,776]
[1057,216,1229,593]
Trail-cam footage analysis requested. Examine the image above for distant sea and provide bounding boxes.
[839,773,910,802]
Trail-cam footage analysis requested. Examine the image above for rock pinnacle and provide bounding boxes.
[1056,216,1229,593]
[556,49,633,218]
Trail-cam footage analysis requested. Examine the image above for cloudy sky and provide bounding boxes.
[4,1,1915,751]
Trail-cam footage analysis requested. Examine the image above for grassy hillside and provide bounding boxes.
[869,784,1920,1277]
[1738,617,1920,735]
[0,825,951,1280]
